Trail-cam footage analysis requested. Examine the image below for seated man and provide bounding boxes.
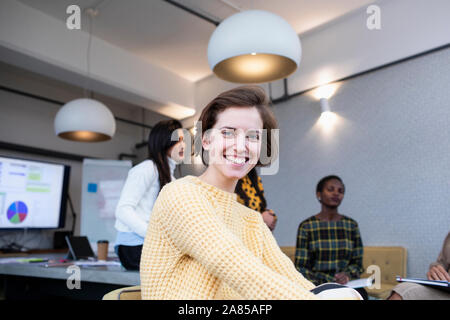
[388,232,450,300]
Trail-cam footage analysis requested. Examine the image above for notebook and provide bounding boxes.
[346,277,374,288]
[396,276,450,293]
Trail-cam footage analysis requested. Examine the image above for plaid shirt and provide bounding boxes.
[295,215,364,285]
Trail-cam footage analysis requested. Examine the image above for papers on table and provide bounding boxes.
[0,256,121,267]
[0,257,47,264]
[74,260,121,267]
[44,260,121,267]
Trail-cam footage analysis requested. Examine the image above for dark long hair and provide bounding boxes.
[148,120,182,192]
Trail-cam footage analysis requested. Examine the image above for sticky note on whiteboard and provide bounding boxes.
[87,183,98,193]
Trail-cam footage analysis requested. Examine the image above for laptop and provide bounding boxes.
[65,236,96,261]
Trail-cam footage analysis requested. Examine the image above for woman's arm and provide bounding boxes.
[155,183,318,300]
[115,162,157,237]
[428,232,450,280]
[261,210,277,231]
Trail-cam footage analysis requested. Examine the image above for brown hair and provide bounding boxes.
[195,85,278,166]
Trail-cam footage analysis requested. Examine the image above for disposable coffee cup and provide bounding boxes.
[97,240,109,261]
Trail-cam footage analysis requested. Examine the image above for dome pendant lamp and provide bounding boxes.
[207,10,301,84]
[54,8,116,142]
[54,98,116,142]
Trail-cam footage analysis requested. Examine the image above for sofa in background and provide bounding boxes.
[280,246,407,299]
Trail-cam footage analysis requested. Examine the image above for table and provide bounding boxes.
[0,253,140,300]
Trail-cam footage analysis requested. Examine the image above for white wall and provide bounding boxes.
[187,0,450,130]
[184,0,450,278]
[277,0,450,98]
[264,47,450,278]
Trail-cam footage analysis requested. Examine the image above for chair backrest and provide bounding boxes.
[362,246,407,284]
[102,286,141,300]
[280,246,296,263]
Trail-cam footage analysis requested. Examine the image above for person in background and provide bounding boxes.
[388,231,450,300]
[295,175,368,299]
[235,167,277,231]
[114,120,185,270]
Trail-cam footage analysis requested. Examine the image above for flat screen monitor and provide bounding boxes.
[0,155,70,230]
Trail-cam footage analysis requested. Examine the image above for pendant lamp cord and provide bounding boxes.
[218,0,243,12]
[83,10,94,99]
[84,0,110,98]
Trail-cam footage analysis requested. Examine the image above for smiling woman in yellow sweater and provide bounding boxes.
[140,86,318,300]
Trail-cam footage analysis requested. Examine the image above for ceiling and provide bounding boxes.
[16,0,375,82]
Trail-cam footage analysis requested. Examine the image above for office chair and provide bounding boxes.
[102,285,141,300]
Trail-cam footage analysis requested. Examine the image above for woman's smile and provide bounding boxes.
[223,154,249,166]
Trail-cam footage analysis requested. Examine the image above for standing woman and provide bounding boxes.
[114,120,185,270]
[295,175,368,299]
[140,86,320,300]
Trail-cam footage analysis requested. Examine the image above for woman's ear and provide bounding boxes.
[202,134,210,151]
[316,192,322,201]
[202,129,214,151]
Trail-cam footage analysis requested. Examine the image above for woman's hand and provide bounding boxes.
[427,264,450,281]
[333,272,350,285]
[261,210,277,231]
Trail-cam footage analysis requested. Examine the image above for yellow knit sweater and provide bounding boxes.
[140,175,317,300]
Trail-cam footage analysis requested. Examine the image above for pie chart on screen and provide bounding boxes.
[7,201,28,224]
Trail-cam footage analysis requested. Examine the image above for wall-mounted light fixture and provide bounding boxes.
[319,97,336,122]
[312,83,339,132]
[319,97,331,113]
[207,10,301,84]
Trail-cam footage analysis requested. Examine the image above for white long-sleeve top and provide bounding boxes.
[114,157,177,238]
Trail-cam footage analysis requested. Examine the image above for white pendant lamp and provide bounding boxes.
[207,10,301,84]
[54,8,116,142]
[55,98,116,142]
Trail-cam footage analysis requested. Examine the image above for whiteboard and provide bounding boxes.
[80,159,132,246]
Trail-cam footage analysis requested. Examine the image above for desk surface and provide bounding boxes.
[0,253,139,286]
